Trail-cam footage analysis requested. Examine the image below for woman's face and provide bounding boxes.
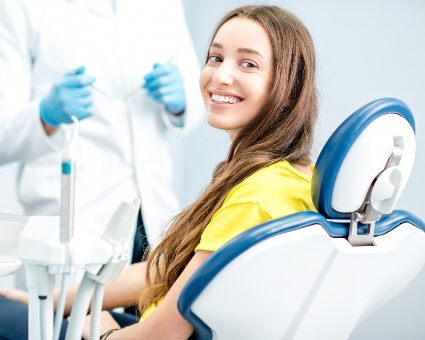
[200,17,274,141]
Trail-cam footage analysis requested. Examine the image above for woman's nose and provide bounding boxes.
[212,62,234,87]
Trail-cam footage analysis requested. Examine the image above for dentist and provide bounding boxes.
[0,0,203,268]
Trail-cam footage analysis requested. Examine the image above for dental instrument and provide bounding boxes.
[91,86,126,112]
[124,56,176,102]
[14,113,141,340]
[91,56,176,111]
[60,116,78,244]
[53,115,78,340]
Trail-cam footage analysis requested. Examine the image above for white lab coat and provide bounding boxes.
[0,0,204,246]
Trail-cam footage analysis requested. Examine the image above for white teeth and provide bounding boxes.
[211,93,241,104]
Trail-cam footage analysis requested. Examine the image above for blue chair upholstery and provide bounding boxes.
[178,98,425,340]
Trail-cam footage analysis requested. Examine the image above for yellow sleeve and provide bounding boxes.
[195,202,271,252]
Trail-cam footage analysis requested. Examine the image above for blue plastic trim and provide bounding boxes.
[375,209,425,234]
[311,98,415,219]
[324,210,425,237]
[61,162,72,175]
[178,209,424,339]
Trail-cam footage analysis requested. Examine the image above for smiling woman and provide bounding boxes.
[133,5,318,339]
[106,6,318,339]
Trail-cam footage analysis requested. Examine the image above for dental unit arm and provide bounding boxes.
[13,118,141,340]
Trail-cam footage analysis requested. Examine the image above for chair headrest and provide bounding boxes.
[312,98,416,220]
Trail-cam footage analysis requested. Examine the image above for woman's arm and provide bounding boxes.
[0,262,146,316]
[62,261,147,315]
[101,261,147,311]
[107,250,212,340]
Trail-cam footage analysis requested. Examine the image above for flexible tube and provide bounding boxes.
[64,274,96,340]
[89,283,105,340]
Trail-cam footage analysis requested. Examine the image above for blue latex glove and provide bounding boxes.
[143,63,186,114]
[40,66,96,127]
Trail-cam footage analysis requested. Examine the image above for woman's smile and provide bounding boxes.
[209,90,244,107]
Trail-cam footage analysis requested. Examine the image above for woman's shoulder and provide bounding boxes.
[244,160,312,185]
[226,160,313,204]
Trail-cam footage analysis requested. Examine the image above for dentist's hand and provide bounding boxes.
[143,63,186,114]
[40,65,96,127]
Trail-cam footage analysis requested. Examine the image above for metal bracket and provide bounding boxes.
[347,142,402,247]
[348,208,380,247]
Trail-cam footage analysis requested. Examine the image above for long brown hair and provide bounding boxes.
[138,5,317,313]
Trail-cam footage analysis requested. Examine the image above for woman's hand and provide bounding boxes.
[0,288,29,305]
[81,311,120,340]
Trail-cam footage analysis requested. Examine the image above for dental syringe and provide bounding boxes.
[91,56,176,111]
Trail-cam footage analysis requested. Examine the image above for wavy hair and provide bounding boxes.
[138,5,318,313]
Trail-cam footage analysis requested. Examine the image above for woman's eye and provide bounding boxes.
[241,61,258,69]
[209,55,222,63]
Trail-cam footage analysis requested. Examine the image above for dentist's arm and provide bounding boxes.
[0,0,62,164]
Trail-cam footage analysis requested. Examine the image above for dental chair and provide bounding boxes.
[178,98,425,340]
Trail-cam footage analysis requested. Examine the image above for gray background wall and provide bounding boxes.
[0,0,424,338]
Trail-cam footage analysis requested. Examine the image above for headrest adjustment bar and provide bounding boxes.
[347,144,403,246]
[348,209,380,247]
[385,142,403,169]
[348,169,382,246]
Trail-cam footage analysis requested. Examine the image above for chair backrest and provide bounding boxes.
[178,98,425,340]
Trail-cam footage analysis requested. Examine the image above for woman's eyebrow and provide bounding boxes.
[210,42,223,49]
[237,47,263,58]
[210,42,263,59]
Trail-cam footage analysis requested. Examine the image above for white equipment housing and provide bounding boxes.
[0,214,27,276]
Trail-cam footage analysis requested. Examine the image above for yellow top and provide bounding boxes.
[141,160,315,320]
[195,160,315,252]
[140,297,163,321]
